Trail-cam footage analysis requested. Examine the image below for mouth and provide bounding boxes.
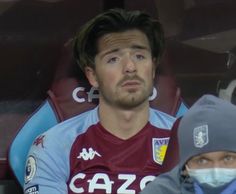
[121,80,141,91]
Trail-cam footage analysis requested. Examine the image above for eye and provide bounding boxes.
[107,57,119,64]
[135,54,145,60]
[224,155,236,163]
[187,156,212,168]
[187,158,209,169]
[197,158,209,165]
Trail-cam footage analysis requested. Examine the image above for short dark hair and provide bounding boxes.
[73,8,165,72]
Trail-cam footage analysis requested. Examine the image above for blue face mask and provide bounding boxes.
[186,166,236,187]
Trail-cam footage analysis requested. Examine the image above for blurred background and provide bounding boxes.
[0,0,235,193]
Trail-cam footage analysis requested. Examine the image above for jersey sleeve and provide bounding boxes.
[24,133,69,194]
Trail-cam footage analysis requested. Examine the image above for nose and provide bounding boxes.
[212,161,221,168]
[123,56,137,74]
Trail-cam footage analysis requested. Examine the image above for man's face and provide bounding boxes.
[86,30,156,109]
[186,151,236,169]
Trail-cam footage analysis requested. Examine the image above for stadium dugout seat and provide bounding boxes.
[8,41,188,187]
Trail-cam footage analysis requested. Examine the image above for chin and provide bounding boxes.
[118,97,147,109]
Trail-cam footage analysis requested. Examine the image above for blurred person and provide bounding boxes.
[217,47,236,105]
[141,94,236,194]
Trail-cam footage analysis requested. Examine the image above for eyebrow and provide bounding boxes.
[131,44,150,51]
[99,44,151,59]
[100,48,119,59]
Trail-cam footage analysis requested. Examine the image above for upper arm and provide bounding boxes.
[24,134,69,194]
[140,166,181,194]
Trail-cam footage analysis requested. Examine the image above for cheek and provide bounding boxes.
[97,71,118,88]
[143,66,155,82]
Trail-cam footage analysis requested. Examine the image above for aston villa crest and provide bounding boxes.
[193,124,209,148]
[152,137,169,165]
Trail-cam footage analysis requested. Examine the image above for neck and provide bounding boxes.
[98,101,149,140]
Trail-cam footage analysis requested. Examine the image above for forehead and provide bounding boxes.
[97,30,150,53]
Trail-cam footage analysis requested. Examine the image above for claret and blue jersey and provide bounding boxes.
[24,107,178,194]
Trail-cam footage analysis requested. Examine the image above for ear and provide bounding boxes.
[84,66,99,88]
[181,165,189,176]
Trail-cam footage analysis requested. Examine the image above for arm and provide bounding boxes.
[140,166,181,194]
[24,133,69,194]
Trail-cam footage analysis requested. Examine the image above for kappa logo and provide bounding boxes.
[77,147,101,161]
[33,135,45,148]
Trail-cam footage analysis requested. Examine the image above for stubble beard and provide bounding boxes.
[97,74,154,109]
[100,84,152,110]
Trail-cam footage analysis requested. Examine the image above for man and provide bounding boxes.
[140,94,236,194]
[24,9,178,194]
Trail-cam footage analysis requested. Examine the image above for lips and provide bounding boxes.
[120,80,142,93]
[121,80,141,87]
